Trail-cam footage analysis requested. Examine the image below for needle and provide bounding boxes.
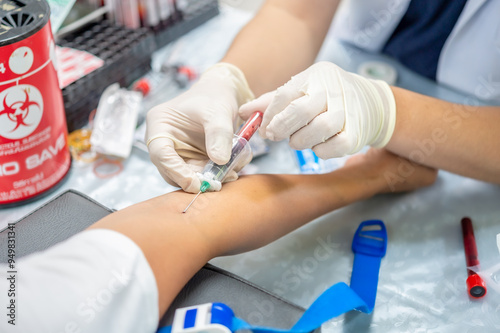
[182,191,202,213]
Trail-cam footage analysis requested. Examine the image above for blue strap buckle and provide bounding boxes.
[172,303,234,333]
[352,220,387,258]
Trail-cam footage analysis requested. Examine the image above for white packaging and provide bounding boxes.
[90,83,142,159]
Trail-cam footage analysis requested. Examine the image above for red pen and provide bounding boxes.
[461,217,487,298]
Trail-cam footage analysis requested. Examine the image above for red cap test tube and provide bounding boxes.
[461,217,487,298]
[236,111,263,141]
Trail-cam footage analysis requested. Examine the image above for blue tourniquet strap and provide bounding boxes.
[231,282,367,333]
[350,253,381,310]
[158,220,387,333]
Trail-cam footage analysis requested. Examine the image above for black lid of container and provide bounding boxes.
[0,0,50,47]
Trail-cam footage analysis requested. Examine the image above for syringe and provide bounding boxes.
[183,111,263,213]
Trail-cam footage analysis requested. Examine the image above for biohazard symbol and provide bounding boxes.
[0,89,39,132]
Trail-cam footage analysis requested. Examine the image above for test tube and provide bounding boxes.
[461,217,487,298]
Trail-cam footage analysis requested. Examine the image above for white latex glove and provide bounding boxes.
[239,61,396,159]
[146,63,254,193]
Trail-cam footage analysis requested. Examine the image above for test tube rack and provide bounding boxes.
[58,0,219,132]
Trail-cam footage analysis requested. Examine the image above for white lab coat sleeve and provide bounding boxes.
[0,229,159,333]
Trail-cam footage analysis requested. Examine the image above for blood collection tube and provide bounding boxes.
[461,217,487,298]
[236,111,263,141]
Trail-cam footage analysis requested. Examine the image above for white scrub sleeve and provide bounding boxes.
[0,229,159,333]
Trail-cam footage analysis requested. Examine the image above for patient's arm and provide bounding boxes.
[88,149,437,318]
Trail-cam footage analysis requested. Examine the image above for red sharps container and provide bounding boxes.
[0,0,71,206]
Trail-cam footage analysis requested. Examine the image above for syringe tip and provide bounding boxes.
[200,181,211,193]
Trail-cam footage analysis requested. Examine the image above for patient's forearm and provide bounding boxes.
[189,170,380,256]
[88,164,383,316]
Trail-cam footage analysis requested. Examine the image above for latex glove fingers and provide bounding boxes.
[202,106,236,165]
[258,82,305,138]
[312,132,355,159]
[239,91,275,120]
[288,108,346,151]
[259,66,333,141]
[147,137,202,193]
[266,91,328,142]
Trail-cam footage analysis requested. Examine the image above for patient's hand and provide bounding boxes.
[345,148,438,193]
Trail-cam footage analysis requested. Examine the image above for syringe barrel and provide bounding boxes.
[202,135,251,182]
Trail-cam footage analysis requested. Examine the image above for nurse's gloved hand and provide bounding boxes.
[239,61,396,159]
[146,63,254,193]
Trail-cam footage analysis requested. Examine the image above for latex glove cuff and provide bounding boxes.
[367,79,396,149]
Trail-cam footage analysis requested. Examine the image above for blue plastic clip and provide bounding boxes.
[171,303,234,333]
[352,220,387,258]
